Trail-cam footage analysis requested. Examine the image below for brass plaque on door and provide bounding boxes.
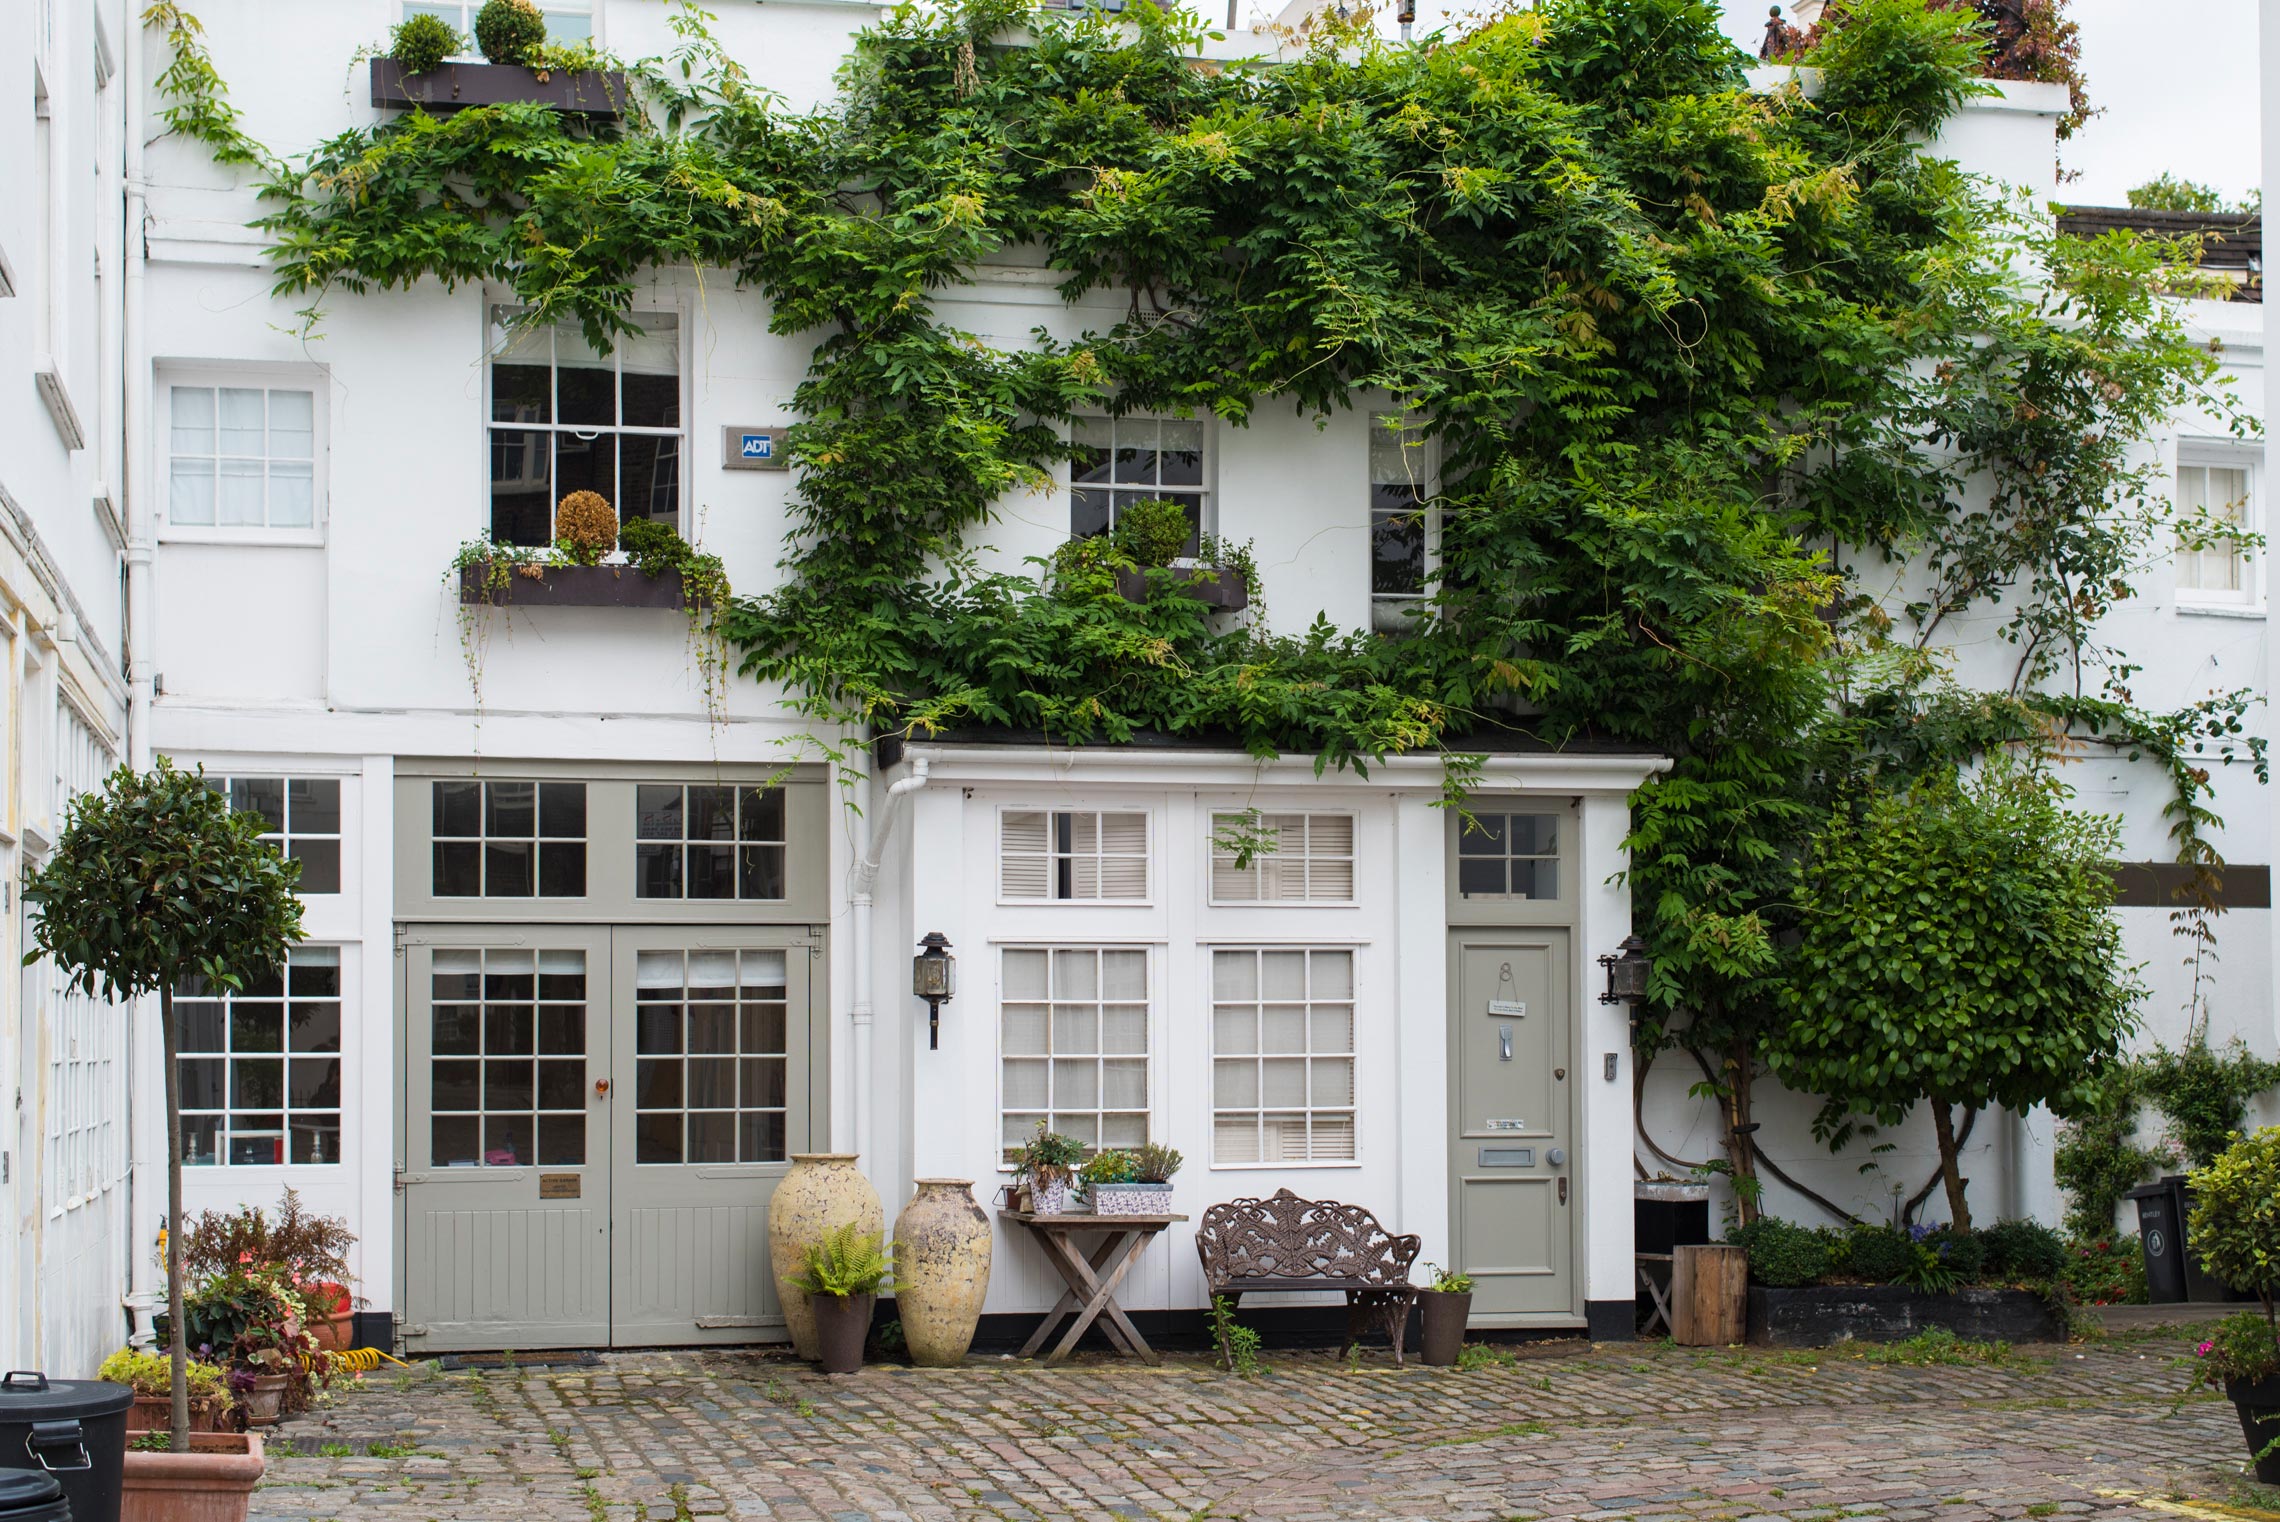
[539,1174,581,1199]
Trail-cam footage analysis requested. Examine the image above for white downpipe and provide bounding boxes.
[123,5,151,769]
[847,756,930,1171]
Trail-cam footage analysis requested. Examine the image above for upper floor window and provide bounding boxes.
[1456,812,1558,899]
[1070,414,1209,552]
[635,784,787,900]
[207,776,342,894]
[487,305,681,547]
[1209,812,1355,903]
[1001,810,1148,901]
[433,780,587,897]
[1370,413,1435,633]
[402,0,591,46]
[167,384,317,531]
[176,945,343,1166]
[2176,448,2261,608]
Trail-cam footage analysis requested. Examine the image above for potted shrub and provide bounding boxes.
[1418,1265,1474,1367]
[2184,1126,2280,1482]
[789,1224,891,1375]
[1083,1143,1181,1216]
[176,1189,360,1357]
[177,1263,333,1425]
[1011,1124,1084,1216]
[100,1349,234,1434]
[1102,499,1251,612]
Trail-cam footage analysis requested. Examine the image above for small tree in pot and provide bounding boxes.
[1417,1265,1473,1367]
[2185,1127,2280,1482]
[789,1224,892,1374]
[25,759,303,1451]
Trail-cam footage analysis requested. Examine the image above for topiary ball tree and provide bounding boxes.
[472,0,547,66]
[23,759,303,1450]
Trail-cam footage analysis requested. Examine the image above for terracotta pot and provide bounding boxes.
[1418,1290,1472,1367]
[237,1373,288,1427]
[768,1153,884,1360]
[121,1429,265,1522]
[130,1394,224,1433]
[2227,1375,2280,1484]
[893,1178,992,1367]
[810,1292,874,1375]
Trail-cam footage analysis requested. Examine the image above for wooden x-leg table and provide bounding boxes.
[1001,1210,1188,1365]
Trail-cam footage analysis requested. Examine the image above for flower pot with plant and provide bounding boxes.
[100,1349,234,1434]
[1011,1123,1084,1216]
[1101,498,1251,612]
[1417,1265,1474,1367]
[2184,1126,2280,1482]
[121,1429,265,1522]
[1085,1143,1182,1216]
[788,1223,891,1374]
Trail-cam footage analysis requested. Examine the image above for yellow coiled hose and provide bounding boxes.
[320,1347,412,1373]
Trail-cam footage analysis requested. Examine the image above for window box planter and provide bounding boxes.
[1746,1284,2064,1347]
[121,1429,264,1522]
[459,563,704,610]
[370,59,628,117]
[1112,564,1248,612]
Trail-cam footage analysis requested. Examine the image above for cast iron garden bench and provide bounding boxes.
[1194,1188,1423,1367]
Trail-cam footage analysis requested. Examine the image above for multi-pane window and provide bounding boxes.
[1370,413,1434,633]
[1209,812,1356,903]
[1456,813,1559,899]
[635,784,787,900]
[430,948,587,1168]
[206,776,342,894]
[401,0,591,43]
[2176,456,2258,603]
[177,946,343,1167]
[1070,414,1208,551]
[1000,948,1148,1158]
[1211,949,1356,1164]
[432,780,587,897]
[167,385,316,530]
[46,696,122,1206]
[1001,810,1148,901]
[633,950,790,1164]
[487,305,681,546]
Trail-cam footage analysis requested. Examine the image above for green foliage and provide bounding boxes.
[2186,1309,2280,1392]
[99,1349,235,1409]
[1128,1141,1183,1183]
[1078,1149,1136,1189]
[1425,1262,1475,1295]
[1859,1328,2010,1366]
[2140,1038,2280,1170]
[390,12,461,75]
[1920,1225,1985,1281]
[2062,1236,2148,1307]
[2126,174,2234,215]
[1208,1295,1263,1376]
[1455,1341,1515,1370]
[2053,1062,2174,1240]
[1837,1225,1917,1284]
[1805,0,1994,139]
[1978,1219,2067,1283]
[176,1187,357,1290]
[473,0,547,66]
[1729,1217,1831,1288]
[1010,1121,1085,1186]
[2186,1127,2280,1317]
[788,1223,892,1297]
[1110,499,1193,570]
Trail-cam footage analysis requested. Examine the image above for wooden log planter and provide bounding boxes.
[1746,1284,2066,1347]
[459,564,703,610]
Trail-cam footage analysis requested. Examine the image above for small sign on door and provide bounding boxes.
[538,1173,582,1199]
[723,425,790,471]
[1487,998,1527,1017]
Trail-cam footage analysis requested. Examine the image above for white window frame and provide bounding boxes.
[1206,810,1358,906]
[157,367,328,546]
[1067,412,1217,546]
[995,943,1154,1166]
[206,775,344,896]
[1454,809,1564,903]
[400,0,597,56]
[996,804,1153,906]
[1206,943,1361,1169]
[43,692,124,1211]
[1369,412,1439,634]
[2175,442,2264,614]
[175,944,347,1168]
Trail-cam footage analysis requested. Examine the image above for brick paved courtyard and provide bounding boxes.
[255,1330,2277,1522]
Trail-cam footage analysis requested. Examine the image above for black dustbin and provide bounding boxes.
[0,1373,130,1522]
[2129,1179,2189,1304]
[0,1471,71,1521]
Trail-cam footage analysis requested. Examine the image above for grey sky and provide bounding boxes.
[1713,0,2260,209]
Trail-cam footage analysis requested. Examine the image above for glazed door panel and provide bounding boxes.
[1448,932,1575,1321]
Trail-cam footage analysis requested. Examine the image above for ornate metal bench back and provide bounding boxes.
[1195,1188,1421,1288]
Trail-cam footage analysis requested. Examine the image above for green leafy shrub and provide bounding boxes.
[1110,498,1194,570]
[1839,1225,1918,1284]
[1921,1225,1986,1282]
[1892,1243,1963,1294]
[472,0,546,66]
[2053,1064,2174,1240]
[1425,1262,1474,1294]
[1978,1219,2067,1282]
[2185,1126,2280,1320]
[1730,1217,1830,1288]
[388,11,460,74]
[2062,1236,2148,1306]
[788,1223,891,1298]
[99,1349,235,1411]
[1129,1141,1182,1183]
[2186,1309,2280,1393]
[1078,1149,1135,1190]
[2141,1038,2280,1170]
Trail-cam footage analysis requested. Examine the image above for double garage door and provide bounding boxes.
[398,924,821,1350]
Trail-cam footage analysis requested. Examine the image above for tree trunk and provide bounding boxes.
[1722,1037,1763,1227]
[1929,1099,1972,1234]
[160,983,188,1452]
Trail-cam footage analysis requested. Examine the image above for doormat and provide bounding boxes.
[435,1351,603,1371]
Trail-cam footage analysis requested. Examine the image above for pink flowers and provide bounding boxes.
[2198,1340,2215,1356]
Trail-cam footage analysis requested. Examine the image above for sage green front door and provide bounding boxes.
[1448,931,1577,1322]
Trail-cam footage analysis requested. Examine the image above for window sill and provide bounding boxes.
[160,527,325,549]
[2174,601,2267,621]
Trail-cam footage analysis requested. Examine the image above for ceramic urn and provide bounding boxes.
[892,1178,992,1366]
[769,1153,885,1360]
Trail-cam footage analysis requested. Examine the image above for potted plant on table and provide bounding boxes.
[1083,1144,1183,1216]
[1417,1265,1475,1367]
[789,1224,891,1374]
[1011,1123,1084,1216]
[99,1350,234,1434]
[2184,1126,2280,1482]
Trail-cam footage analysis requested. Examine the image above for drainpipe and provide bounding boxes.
[847,756,930,1171]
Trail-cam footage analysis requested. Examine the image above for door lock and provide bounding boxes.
[593,1078,611,1100]
[1497,1024,1512,1062]
[1558,1177,1568,1206]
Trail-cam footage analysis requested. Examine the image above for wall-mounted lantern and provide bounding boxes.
[913,931,956,1049]
[1598,934,1651,1007]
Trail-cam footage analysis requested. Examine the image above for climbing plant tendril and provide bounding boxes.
[154,0,2262,1174]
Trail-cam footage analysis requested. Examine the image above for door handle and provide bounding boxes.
[593,1078,610,1100]
[1558,1177,1568,1206]
[1498,1024,1512,1062]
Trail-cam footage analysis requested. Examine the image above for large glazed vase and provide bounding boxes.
[769,1153,884,1359]
[893,1178,992,1366]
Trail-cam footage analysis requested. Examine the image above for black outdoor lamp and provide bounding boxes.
[913,932,956,1049]
[1598,934,1652,1006]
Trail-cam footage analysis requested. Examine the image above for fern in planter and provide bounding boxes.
[789,1224,892,1299]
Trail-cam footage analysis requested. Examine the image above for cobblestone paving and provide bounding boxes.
[254,1332,2273,1522]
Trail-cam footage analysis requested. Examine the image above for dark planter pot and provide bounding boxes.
[1417,1290,1472,1367]
[811,1292,875,1374]
[1112,565,1249,612]
[2227,1376,2280,1485]
[459,563,701,610]
[370,59,629,116]
[1746,1284,2066,1347]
